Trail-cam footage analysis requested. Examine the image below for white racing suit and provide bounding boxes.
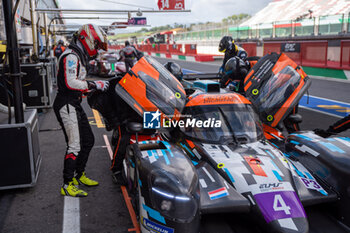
[53,44,95,184]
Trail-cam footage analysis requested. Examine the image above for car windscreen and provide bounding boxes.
[255,65,301,114]
[181,104,264,144]
[138,56,186,116]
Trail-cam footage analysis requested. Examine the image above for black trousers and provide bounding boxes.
[124,58,134,72]
[54,96,95,184]
[110,124,130,173]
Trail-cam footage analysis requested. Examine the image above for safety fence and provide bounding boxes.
[110,43,198,56]
[110,39,350,70]
[174,14,350,42]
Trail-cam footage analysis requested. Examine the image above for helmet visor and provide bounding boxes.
[219,43,226,53]
[94,25,108,51]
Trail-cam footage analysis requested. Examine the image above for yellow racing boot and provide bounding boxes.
[73,172,99,187]
[61,181,88,197]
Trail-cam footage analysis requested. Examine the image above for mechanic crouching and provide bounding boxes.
[220,56,249,93]
[53,24,109,197]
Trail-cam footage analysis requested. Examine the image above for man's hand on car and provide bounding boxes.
[88,80,109,92]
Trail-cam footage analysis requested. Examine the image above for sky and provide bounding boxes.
[57,0,272,32]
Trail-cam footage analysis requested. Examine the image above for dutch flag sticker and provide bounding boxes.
[208,187,229,200]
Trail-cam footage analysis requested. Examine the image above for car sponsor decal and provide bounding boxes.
[208,187,228,200]
[244,156,267,177]
[254,191,306,223]
[142,204,166,224]
[141,217,174,233]
[299,177,328,196]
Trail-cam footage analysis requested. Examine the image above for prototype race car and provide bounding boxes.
[90,55,350,233]
[89,51,126,77]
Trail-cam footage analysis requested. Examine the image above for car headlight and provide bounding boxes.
[149,170,198,222]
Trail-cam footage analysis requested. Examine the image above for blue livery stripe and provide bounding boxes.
[224,168,235,183]
[292,163,305,178]
[290,140,300,145]
[340,137,350,142]
[139,179,142,187]
[270,160,282,173]
[319,190,328,196]
[180,143,196,157]
[273,170,283,181]
[161,150,170,165]
[265,150,275,159]
[153,150,159,159]
[304,171,313,180]
[319,142,345,153]
[161,141,171,149]
[142,204,166,224]
[295,134,313,141]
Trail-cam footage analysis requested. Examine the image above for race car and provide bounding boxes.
[243,53,350,232]
[89,51,126,77]
[90,56,350,233]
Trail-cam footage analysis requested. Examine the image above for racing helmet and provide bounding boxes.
[164,62,183,81]
[219,36,237,53]
[224,57,248,77]
[77,24,108,57]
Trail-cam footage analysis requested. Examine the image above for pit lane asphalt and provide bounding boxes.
[0,98,133,233]
[0,58,350,233]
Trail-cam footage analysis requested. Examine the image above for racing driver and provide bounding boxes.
[218,36,248,74]
[53,24,109,197]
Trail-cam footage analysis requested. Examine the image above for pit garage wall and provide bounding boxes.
[258,40,350,80]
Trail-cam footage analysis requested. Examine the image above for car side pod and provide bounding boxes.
[286,131,350,228]
[125,141,201,233]
[196,162,251,214]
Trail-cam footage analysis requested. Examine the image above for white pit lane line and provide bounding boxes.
[62,136,113,233]
[63,196,80,233]
[103,134,114,160]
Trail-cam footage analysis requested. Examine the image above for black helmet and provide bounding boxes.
[164,62,183,81]
[219,36,234,53]
[224,56,248,77]
[125,40,130,46]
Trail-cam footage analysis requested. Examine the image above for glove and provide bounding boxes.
[90,80,109,92]
[219,66,224,73]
